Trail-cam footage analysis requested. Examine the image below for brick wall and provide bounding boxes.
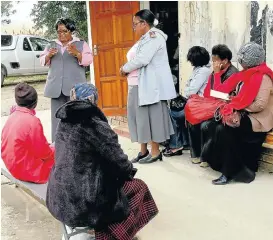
[107,116,128,127]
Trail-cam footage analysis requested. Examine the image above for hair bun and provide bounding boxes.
[153,19,159,26]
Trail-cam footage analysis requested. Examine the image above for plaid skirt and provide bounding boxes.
[95,179,158,240]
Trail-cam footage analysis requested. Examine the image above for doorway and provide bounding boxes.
[150,1,179,92]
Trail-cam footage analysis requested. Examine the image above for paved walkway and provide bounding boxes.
[1,110,273,240]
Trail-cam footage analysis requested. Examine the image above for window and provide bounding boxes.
[29,37,49,51]
[1,35,13,47]
[23,38,32,51]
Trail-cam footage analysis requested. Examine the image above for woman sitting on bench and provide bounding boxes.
[1,83,55,184]
[46,83,158,240]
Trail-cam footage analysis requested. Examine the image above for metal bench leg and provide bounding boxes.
[62,223,70,240]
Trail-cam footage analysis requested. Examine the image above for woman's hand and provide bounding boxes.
[67,44,81,57]
[47,48,58,58]
[120,66,128,77]
[213,61,222,73]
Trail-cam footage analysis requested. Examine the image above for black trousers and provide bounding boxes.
[187,119,215,159]
[204,116,266,178]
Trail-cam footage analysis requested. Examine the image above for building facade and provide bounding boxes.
[86,1,273,148]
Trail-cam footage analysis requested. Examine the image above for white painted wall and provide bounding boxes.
[140,1,149,10]
[178,1,273,93]
[266,2,273,68]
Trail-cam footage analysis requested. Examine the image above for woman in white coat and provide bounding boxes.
[120,9,176,164]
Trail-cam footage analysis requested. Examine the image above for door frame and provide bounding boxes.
[88,1,140,116]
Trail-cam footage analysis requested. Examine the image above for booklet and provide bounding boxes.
[210,90,230,100]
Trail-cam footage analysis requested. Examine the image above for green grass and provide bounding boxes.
[4,75,47,86]
[4,72,91,86]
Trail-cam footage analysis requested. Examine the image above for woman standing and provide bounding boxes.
[120,9,176,164]
[40,18,93,141]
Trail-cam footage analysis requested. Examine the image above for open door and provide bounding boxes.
[89,1,139,116]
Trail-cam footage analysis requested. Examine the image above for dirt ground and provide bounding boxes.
[1,82,50,117]
[1,176,62,240]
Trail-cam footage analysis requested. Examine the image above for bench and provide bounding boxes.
[1,168,95,240]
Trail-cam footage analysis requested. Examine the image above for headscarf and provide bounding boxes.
[237,42,265,68]
[70,83,98,105]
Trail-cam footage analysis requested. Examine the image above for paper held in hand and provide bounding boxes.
[210,90,230,100]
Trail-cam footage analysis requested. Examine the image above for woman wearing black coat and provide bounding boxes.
[46,83,158,240]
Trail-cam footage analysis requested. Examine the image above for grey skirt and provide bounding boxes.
[127,85,174,143]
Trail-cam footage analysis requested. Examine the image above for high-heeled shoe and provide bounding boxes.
[131,150,149,163]
[138,152,163,164]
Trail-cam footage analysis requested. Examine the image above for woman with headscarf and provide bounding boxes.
[46,83,158,239]
[203,42,273,185]
[120,9,176,164]
[40,18,93,142]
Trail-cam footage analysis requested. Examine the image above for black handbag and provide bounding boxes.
[170,95,188,112]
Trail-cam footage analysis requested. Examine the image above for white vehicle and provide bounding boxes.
[1,34,50,86]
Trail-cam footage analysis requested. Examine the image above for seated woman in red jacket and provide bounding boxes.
[1,83,54,184]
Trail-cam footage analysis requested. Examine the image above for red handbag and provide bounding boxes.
[185,95,225,125]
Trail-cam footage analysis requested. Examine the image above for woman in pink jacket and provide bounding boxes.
[1,83,54,183]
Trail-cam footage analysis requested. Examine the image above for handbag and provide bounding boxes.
[170,95,187,112]
[214,108,246,128]
[185,94,225,125]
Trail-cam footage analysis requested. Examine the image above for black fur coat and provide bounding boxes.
[46,100,135,229]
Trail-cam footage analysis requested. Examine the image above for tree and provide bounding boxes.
[30,1,88,41]
[1,1,16,24]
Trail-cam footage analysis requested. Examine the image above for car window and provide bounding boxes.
[29,37,49,51]
[23,38,32,51]
[1,35,13,47]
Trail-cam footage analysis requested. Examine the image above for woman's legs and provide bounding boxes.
[141,143,148,155]
[210,116,266,184]
[168,109,185,152]
[51,93,70,142]
[151,142,160,157]
[188,123,202,161]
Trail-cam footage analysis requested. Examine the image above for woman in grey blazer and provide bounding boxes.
[40,18,92,141]
[120,9,176,164]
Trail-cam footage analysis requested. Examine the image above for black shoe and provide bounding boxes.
[131,150,149,163]
[139,152,163,164]
[163,149,183,157]
[212,175,231,185]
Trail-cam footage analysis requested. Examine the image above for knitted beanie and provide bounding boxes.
[237,42,265,68]
[15,82,38,108]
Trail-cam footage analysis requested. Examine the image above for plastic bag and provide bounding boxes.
[185,95,225,125]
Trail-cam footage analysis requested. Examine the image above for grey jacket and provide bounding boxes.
[123,28,176,106]
[184,64,211,98]
[44,41,87,98]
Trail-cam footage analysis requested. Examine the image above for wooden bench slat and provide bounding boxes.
[1,168,47,202]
